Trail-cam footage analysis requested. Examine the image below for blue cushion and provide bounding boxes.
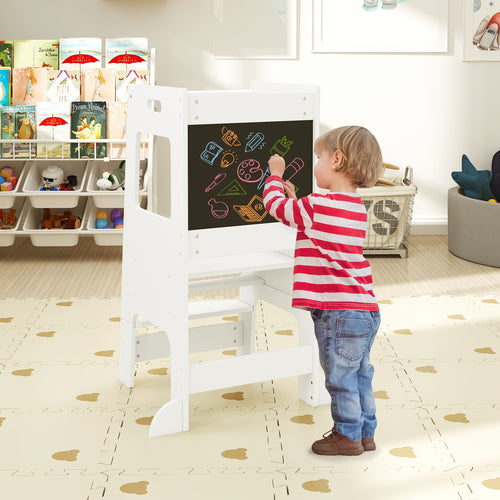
[451,154,495,201]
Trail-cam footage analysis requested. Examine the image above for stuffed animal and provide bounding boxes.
[96,160,125,190]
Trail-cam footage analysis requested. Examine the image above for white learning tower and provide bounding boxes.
[119,82,329,437]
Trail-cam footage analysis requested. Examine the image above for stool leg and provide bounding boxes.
[237,284,259,355]
[119,311,138,388]
[149,324,190,437]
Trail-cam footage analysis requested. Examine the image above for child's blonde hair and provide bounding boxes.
[314,126,383,188]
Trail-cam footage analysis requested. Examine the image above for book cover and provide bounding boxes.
[47,70,80,103]
[70,101,106,159]
[0,41,13,67]
[107,101,127,159]
[81,68,115,102]
[59,38,102,72]
[12,67,48,105]
[1,105,36,158]
[13,40,59,69]
[105,38,148,71]
[0,68,10,106]
[36,101,71,158]
[116,70,149,102]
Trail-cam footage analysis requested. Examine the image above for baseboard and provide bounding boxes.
[410,218,448,235]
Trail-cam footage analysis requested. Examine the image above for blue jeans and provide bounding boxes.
[311,308,381,442]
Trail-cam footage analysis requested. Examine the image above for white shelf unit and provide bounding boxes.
[0,139,150,247]
[0,47,156,247]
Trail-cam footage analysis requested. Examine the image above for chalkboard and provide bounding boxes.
[188,120,313,231]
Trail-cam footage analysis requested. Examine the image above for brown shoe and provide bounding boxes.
[362,437,376,451]
[312,430,364,456]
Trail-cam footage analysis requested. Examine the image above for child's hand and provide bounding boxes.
[268,154,286,177]
[283,180,297,200]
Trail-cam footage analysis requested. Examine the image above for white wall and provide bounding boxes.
[2,0,497,233]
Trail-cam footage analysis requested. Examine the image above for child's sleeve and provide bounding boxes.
[263,175,314,231]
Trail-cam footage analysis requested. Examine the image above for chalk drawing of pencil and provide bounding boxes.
[245,132,265,152]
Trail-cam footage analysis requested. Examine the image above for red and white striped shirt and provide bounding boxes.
[263,175,378,311]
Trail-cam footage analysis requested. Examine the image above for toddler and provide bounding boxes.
[263,126,383,456]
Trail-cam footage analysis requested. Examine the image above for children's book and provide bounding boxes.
[116,70,149,102]
[12,67,48,105]
[47,70,80,103]
[1,105,36,158]
[59,38,102,72]
[70,101,107,159]
[14,40,59,69]
[81,68,116,102]
[107,101,127,159]
[0,41,13,67]
[0,68,11,106]
[105,38,148,71]
[36,101,71,158]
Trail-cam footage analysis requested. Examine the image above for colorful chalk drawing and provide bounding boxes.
[200,141,223,165]
[270,136,294,156]
[237,159,264,183]
[283,157,304,181]
[204,173,227,193]
[233,195,267,222]
[208,198,229,219]
[220,150,238,168]
[257,167,270,190]
[217,178,247,196]
[245,131,265,152]
[221,126,241,147]
[188,119,313,230]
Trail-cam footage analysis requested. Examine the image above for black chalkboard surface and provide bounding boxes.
[188,120,313,231]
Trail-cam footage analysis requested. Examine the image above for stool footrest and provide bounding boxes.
[189,346,313,394]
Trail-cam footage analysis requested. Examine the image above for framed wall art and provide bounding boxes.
[312,0,448,53]
[213,0,298,59]
[463,0,500,61]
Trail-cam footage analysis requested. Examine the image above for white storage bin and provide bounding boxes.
[22,160,89,208]
[0,161,27,209]
[0,198,27,247]
[23,198,86,247]
[84,199,123,246]
[86,159,147,208]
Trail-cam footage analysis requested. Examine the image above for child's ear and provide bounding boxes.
[331,149,343,168]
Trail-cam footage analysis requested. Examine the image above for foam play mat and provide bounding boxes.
[1,295,500,499]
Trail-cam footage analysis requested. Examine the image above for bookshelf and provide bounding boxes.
[0,46,155,248]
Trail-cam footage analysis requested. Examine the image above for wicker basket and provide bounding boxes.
[359,169,417,258]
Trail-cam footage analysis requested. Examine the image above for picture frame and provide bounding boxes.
[213,0,298,59]
[312,0,448,53]
[463,0,500,61]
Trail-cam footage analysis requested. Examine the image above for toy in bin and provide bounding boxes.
[1,166,18,192]
[40,165,78,191]
[0,208,16,228]
[96,208,124,229]
[41,208,81,229]
[96,160,125,191]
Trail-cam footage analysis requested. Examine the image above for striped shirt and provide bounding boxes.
[263,175,378,312]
